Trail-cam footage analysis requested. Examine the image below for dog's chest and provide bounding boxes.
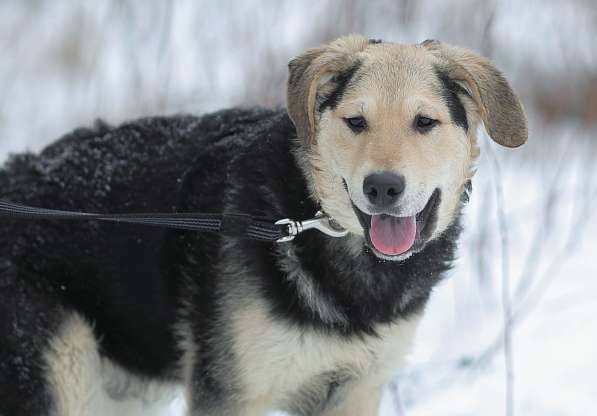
[230,301,420,406]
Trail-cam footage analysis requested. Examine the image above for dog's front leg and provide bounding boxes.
[321,380,384,416]
[187,397,270,416]
[186,376,270,416]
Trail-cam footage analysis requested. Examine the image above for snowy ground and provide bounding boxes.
[1,1,596,415]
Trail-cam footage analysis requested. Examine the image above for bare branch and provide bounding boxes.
[487,144,515,416]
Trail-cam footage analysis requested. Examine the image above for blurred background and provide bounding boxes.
[1,1,596,415]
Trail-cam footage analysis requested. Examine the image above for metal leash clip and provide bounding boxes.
[275,211,349,242]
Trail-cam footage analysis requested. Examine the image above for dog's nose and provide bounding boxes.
[363,172,405,208]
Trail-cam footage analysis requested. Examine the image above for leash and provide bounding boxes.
[0,200,348,243]
[0,181,470,242]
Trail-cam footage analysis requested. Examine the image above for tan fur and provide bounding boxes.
[321,381,384,416]
[230,299,420,414]
[175,320,197,410]
[44,313,181,416]
[44,314,104,416]
[287,35,526,254]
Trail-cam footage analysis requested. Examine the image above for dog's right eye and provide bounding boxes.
[343,116,367,133]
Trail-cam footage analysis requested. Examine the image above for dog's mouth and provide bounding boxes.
[347,186,441,258]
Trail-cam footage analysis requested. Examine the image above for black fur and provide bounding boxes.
[0,260,61,416]
[435,68,470,131]
[318,63,362,113]
[0,108,462,414]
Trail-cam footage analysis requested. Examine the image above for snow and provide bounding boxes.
[1,1,596,415]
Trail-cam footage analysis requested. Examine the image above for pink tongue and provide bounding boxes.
[369,214,416,256]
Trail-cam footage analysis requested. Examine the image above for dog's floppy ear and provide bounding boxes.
[421,39,528,148]
[287,35,369,143]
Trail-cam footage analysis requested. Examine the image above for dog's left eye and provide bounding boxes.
[415,115,438,133]
[343,116,367,133]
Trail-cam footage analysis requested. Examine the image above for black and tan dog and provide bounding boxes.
[0,35,527,415]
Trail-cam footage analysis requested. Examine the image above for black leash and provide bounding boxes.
[0,200,348,242]
[0,200,286,242]
[0,181,470,242]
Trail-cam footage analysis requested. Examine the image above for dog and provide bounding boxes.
[0,35,527,415]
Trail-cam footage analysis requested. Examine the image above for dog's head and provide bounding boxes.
[287,35,527,261]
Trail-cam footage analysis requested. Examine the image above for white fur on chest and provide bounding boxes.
[231,301,421,406]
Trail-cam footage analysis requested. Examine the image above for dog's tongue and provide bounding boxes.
[369,214,416,256]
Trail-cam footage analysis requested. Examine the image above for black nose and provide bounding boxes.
[363,172,405,208]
